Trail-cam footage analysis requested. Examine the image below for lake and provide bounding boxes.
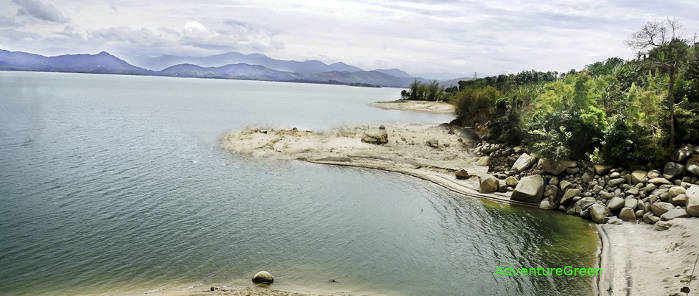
[0,71,597,295]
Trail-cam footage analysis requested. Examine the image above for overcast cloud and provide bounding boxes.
[0,0,697,78]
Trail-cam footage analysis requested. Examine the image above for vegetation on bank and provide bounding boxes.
[408,19,699,168]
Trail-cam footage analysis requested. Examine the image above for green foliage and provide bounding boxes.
[452,86,500,126]
[404,80,445,101]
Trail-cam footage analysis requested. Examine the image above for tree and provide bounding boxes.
[627,19,689,148]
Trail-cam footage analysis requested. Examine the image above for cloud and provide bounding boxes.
[13,0,68,23]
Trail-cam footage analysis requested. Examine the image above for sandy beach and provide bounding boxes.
[369,100,455,114]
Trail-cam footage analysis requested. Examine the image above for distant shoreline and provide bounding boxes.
[369,99,455,114]
[0,69,397,88]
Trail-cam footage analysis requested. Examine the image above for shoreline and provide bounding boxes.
[369,99,455,114]
[221,123,699,296]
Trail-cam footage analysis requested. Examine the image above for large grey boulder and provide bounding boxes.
[511,153,536,172]
[630,170,648,185]
[660,208,688,221]
[479,175,499,193]
[686,185,699,217]
[663,162,684,179]
[511,175,545,203]
[252,271,274,284]
[589,203,610,224]
[542,159,568,175]
[619,207,636,222]
[607,197,625,211]
[650,202,674,216]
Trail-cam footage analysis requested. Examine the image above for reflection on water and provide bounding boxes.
[0,72,596,296]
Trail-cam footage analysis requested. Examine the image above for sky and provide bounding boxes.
[1,0,698,79]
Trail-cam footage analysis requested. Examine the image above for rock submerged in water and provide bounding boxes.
[252,271,274,285]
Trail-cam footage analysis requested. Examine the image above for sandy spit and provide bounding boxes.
[369,100,455,114]
[597,218,699,296]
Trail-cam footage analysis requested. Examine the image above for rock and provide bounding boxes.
[635,209,644,217]
[650,202,674,216]
[361,132,388,145]
[549,176,559,185]
[378,125,386,130]
[647,170,661,179]
[455,169,470,180]
[559,180,573,191]
[668,186,686,198]
[581,172,593,183]
[589,203,610,224]
[624,197,638,209]
[599,191,613,200]
[607,217,623,225]
[511,153,536,172]
[625,187,639,196]
[426,139,440,148]
[607,197,625,211]
[560,188,581,204]
[686,185,699,217]
[479,175,499,193]
[654,221,672,231]
[607,178,625,187]
[610,172,621,178]
[630,170,648,185]
[660,208,688,221]
[619,207,636,222]
[510,175,545,203]
[498,180,508,193]
[674,144,694,162]
[643,212,660,224]
[594,164,612,175]
[648,178,671,185]
[663,162,684,179]
[671,194,687,206]
[687,154,699,176]
[566,167,580,174]
[252,271,274,284]
[539,198,556,210]
[505,176,518,187]
[542,159,568,175]
[476,156,490,166]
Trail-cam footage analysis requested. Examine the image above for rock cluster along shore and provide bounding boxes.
[469,142,699,226]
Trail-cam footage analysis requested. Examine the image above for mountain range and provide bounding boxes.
[0,49,425,87]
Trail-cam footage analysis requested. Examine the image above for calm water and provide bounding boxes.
[0,72,598,296]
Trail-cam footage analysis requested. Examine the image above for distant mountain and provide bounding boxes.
[0,49,417,87]
[374,68,413,78]
[440,77,473,88]
[0,49,150,75]
[130,51,364,74]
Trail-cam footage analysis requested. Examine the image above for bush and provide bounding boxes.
[452,86,500,126]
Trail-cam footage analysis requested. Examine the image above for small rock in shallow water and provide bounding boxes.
[252,271,274,285]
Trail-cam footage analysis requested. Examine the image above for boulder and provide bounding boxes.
[510,175,545,203]
[511,153,536,172]
[673,144,694,162]
[650,202,674,216]
[671,194,687,206]
[647,170,662,179]
[660,208,688,221]
[361,132,388,145]
[643,212,660,224]
[619,207,636,222]
[539,198,556,210]
[599,191,613,200]
[455,169,470,180]
[654,221,672,231]
[686,185,699,217]
[252,271,274,284]
[668,186,686,198]
[426,139,440,148]
[687,154,699,176]
[476,156,490,166]
[607,217,623,225]
[542,159,568,175]
[630,170,648,185]
[663,162,684,179]
[589,203,610,224]
[624,197,638,209]
[607,178,625,187]
[505,176,519,187]
[648,178,671,185]
[607,197,625,211]
[559,180,573,191]
[560,188,581,204]
[594,164,612,175]
[479,175,499,193]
